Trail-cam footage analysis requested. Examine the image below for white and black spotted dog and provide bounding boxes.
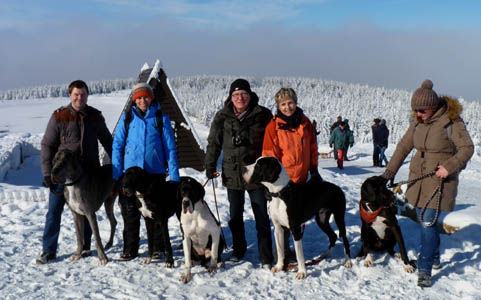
[178,177,225,284]
[243,156,352,279]
[357,176,415,273]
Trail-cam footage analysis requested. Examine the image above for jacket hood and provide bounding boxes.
[411,96,463,123]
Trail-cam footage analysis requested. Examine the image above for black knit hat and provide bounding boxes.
[229,78,252,96]
[411,79,439,111]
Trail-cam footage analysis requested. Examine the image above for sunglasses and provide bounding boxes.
[415,109,426,114]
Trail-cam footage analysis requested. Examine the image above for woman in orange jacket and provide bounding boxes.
[262,87,320,184]
[262,87,321,264]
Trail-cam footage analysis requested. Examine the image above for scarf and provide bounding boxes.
[277,107,303,131]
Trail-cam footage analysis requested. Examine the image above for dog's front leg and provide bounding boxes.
[161,219,174,268]
[208,230,221,274]
[143,218,155,264]
[71,211,85,262]
[86,212,108,265]
[272,222,285,273]
[293,237,306,279]
[180,237,193,283]
[392,225,415,273]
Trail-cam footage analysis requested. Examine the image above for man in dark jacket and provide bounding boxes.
[371,118,381,166]
[376,119,390,167]
[36,80,113,264]
[205,78,273,268]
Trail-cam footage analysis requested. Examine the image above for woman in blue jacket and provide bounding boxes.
[112,83,180,261]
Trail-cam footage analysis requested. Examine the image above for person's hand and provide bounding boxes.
[435,165,449,179]
[350,143,353,148]
[42,176,52,188]
[329,144,333,148]
[206,169,217,179]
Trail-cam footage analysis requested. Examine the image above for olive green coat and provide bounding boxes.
[386,97,474,211]
[205,93,272,190]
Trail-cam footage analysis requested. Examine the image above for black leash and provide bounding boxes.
[389,169,443,227]
[204,173,230,250]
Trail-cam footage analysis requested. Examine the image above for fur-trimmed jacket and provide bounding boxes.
[385,97,474,211]
[41,104,113,177]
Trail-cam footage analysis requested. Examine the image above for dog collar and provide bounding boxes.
[268,181,293,198]
[64,173,83,186]
[359,201,382,224]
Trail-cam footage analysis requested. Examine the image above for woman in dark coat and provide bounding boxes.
[382,80,474,287]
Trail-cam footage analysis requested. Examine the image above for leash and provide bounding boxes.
[205,172,230,250]
[389,169,443,227]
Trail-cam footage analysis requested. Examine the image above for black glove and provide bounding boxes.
[310,167,323,181]
[206,169,216,179]
[380,170,395,187]
[42,176,52,188]
[350,143,353,147]
[329,144,333,148]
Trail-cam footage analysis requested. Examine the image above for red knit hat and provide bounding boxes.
[132,83,154,102]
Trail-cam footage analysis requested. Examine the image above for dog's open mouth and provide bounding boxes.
[183,198,193,214]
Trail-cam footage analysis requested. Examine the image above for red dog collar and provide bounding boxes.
[360,201,383,224]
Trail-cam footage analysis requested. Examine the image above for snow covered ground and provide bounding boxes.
[1,92,481,300]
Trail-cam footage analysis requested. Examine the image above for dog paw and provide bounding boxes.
[99,258,108,265]
[363,260,373,267]
[295,271,307,280]
[180,272,192,284]
[208,266,217,274]
[344,259,352,269]
[141,257,152,264]
[271,265,284,273]
[70,254,81,262]
[394,253,401,259]
[164,261,174,268]
[404,264,415,273]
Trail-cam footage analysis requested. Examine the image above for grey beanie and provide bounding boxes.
[411,79,439,111]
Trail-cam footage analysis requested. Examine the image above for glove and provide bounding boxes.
[350,143,353,148]
[42,176,52,188]
[309,167,323,181]
[329,144,333,148]
[380,170,395,187]
[206,169,216,179]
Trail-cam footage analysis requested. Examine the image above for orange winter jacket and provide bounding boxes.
[262,114,319,183]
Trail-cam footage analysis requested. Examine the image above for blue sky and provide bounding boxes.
[1,0,481,100]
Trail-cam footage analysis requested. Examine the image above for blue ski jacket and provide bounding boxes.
[112,102,180,182]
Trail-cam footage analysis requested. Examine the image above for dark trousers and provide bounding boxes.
[118,173,165,255]
[373,144,381,166]
[227,187,273,264]
[42,184,92,254]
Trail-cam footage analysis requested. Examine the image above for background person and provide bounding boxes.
[381,80,474,287]
[371,118,381,166]
[204,78,274,268]
[377,119,390,167]
[329,121,353,169]
[37,80,113,264]
[112,83,180,261]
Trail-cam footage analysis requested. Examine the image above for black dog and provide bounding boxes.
[243,156,351,279]
[122,166,182,266]
[356,176,415,272]
[179,177,226,283]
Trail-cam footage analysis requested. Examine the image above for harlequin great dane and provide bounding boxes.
[178,177,225,283]
[243,156,351,279]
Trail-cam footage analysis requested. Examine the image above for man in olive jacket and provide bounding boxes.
[205,78,273,267]
[36,80,113,264]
